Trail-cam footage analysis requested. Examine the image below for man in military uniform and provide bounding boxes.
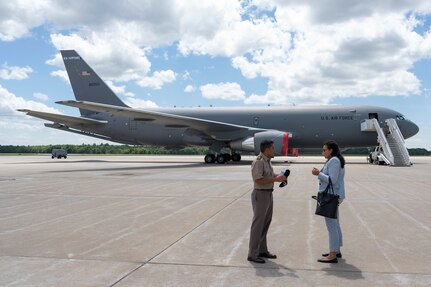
[247,140,287,264]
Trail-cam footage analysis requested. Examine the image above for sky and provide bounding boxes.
[0,0,430,149]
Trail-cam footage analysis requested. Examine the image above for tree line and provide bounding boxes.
[0,144,210,155]
[0,144,429,155]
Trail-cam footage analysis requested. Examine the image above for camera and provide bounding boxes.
[279,169,290,187]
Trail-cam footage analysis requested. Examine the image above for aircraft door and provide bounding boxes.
[368,113,378,120]
[253,116,259,127]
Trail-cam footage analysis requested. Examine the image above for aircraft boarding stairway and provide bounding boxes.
[361,118,411,166]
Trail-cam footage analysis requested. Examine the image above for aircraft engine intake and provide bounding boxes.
[230,130,289,156]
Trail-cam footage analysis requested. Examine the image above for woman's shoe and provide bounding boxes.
[321,252,342,258]
[318,258,338,263]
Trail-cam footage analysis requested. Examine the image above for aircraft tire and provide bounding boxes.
[223,154,231,162]
[231,153,241,162]
[216,154,226,164]
[204,154,215,163]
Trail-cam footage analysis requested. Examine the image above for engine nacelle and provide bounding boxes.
[230,130,289,156]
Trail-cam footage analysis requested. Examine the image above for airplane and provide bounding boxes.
[19,50,419,163]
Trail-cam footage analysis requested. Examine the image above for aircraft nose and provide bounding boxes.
[404,120,419,139]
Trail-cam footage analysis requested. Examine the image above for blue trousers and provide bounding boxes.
[324,212,343,252]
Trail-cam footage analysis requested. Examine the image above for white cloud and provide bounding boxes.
[234,7,431,104]
[176,0,242,44]
[137,70,176,89]
[182,70,192,80]
[106,81,125,94]
[184,85,195,93]
[0,85,112,145]
[1,0,431,107]
[0,85,61,136]
[47,33,151,82]
[0,64,33,80]
[106,80,135,97]
[175,1,431,104]
[50,70,69,82]
[124,98,158,109]
[0,85,59,114]
[178,18,284,58]
[232,57,261,79]
[0,1,48,41]
[200,82,246,101]
[33,92,49,101]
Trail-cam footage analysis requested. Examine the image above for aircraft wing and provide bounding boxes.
[57,100,264,140]
[18,109,108,126]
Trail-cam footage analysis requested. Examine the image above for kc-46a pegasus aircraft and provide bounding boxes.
[19,50,419,164]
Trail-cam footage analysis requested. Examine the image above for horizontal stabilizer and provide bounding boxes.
[18,109,107,126]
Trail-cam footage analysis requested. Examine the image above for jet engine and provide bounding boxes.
[230,130,289,156]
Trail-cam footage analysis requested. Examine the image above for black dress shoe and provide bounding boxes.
[318,258,338,263]
[259,252,277,259]
[322,252,342,258]
[247,256,265,263]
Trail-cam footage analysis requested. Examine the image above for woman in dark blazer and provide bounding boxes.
[312,140,346,263]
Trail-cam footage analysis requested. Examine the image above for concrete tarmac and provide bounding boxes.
[0,155,430,286]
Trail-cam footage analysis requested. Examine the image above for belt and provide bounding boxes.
[255,189,273,192]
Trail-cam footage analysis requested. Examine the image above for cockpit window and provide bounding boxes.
[396,115,406,120]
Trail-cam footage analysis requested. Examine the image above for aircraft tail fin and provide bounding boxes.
[60,50,128,116]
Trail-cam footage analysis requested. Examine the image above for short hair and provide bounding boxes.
[260,140,274,153]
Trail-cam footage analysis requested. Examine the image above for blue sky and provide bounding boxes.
[0,0,430,149]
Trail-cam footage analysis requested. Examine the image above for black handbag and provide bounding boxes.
[312,178,339,219]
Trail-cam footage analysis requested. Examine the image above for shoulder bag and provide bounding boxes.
[312,177,339,219]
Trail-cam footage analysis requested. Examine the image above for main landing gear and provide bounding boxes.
[204,153,241,164]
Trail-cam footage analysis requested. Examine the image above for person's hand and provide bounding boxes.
[312,168,320,176]
[274,175,287,182]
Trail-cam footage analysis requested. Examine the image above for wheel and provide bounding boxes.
[223,153,231,162]
[231,153,241,162]
[216,154,226,164]
[52,156,54,159]
[204,154,215,163]
[64,156,67,159]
